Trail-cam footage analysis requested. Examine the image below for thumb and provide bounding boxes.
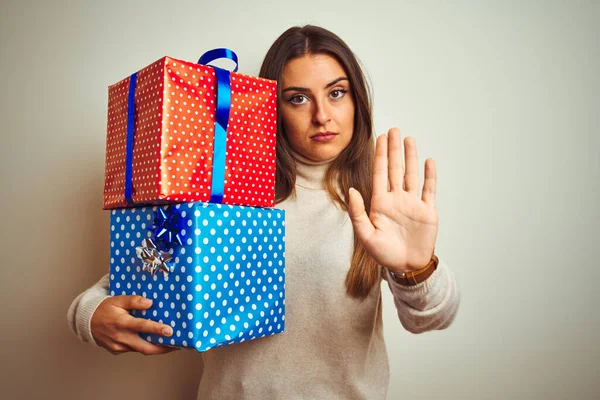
[113,295,153,311]
[348,188,375,245]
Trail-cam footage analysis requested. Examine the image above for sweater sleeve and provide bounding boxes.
[66,273,111,346]
[382,257,461,334]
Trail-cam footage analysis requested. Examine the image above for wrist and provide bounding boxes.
[390,254,439,286]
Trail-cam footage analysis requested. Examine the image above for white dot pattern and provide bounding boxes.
[109,202,286,352]
[104,56,278,210]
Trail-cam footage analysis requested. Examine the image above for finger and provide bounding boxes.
[109,344,133,355]
[403,136,420,195]
[129,317,173,338]
[421,158,437,206]
[102,339,134,355]
[127,335,181,356]
[387,128,404,192]
[114,295,153,311]
[348,188,376,245]
[372,134,389,195]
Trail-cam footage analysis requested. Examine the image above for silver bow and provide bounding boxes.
[136,238,173,278]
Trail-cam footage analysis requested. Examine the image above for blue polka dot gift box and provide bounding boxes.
[108,202,286,352]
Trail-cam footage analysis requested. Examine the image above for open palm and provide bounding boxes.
[348,128,439,274]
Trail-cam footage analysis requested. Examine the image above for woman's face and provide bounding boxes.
[280,53,355,162]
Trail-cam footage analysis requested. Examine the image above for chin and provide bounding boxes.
[314,152,342,162]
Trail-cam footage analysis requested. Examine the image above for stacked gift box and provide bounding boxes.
[102,49,285,352]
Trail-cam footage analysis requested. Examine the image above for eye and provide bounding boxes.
[289,94,308,105]
[330,89,348,99]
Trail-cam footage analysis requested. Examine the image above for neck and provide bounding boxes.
[291,150,336,190]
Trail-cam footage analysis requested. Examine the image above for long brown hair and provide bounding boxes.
[258,25,379,299]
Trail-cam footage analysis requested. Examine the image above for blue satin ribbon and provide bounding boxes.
[198,48,239,73]
[198,48,238,203]
[124,72,138,205]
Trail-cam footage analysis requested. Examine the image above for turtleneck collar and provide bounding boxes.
[290,150,336,190]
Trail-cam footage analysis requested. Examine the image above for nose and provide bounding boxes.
[312,98,331,126]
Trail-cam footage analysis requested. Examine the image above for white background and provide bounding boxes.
[1,1,598,399]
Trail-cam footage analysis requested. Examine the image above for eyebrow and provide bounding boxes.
[282,77,349,93]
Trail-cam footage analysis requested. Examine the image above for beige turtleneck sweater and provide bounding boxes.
[67,153,461,400]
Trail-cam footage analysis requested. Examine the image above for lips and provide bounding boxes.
[310,132,338,142]
[310,131,338,139]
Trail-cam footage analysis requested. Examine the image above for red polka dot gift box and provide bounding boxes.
[103,50,277,210]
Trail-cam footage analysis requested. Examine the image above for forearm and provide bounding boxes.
[66,273,111,345]
[385,258,461,333]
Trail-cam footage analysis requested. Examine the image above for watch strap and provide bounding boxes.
[390,255,439,286]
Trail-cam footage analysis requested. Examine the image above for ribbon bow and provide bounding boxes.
[136,238,173,278]
[152,207,185,248]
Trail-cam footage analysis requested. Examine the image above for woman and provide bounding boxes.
[68,25,460,399]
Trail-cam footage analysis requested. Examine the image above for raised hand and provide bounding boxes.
[348,128,439,274]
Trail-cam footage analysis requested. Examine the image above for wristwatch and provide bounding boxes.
[390,254,439,286]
